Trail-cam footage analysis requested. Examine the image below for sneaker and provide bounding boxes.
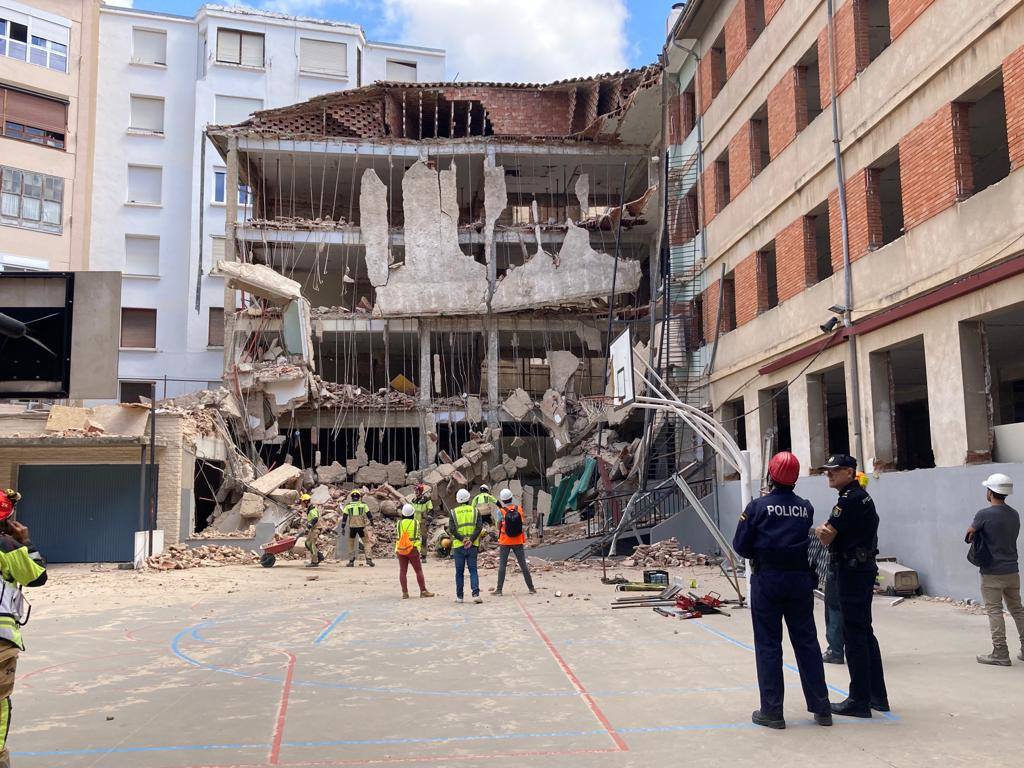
[830,698,872,718]
[814,712,833,727]
[367,559,375,568]
[346,560,355,568]
[402,592,410,599]
[305,562,319,568]
[751,710,785,729]
[977,653,1011,666]
[420,590,435,598]
[455,597,464,604]
[821,650,844,664]
[473,595,483,604]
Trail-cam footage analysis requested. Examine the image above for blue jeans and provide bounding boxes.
[453,546,479,599]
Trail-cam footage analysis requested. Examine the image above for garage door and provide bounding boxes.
[15,464,156,563]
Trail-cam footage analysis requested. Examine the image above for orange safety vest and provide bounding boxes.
[497,504,526,546]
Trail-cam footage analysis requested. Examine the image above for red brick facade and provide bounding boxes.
[668,192,699,247]
[698,48,726,116]
[725,0,764,78]
[702,161,730,225]
[775,216,817,302]
[667,91,697,146]
[828,168,882,270]
[734,253,765,326]
[767,66,809,159]
[729,122,756,198]
[889,0,937,40]
[764,0,786,24]
[817,0,870,107]
[703,279,722,340]
[898,102,973,231]
[1004,46,1024,171]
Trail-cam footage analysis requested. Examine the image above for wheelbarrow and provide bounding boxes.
[259,535,299,568]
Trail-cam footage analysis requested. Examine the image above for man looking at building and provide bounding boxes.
[816,455,889,718]
[492,488,537,597]
[447,488,483,604]
[733,453,831,729]
[342,490,374,567]
[966,473,1024,666]
[472,484,498,527]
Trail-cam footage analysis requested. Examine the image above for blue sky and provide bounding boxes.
[116,1,676,82]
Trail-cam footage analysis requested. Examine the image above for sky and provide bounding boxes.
[113,0,678,82]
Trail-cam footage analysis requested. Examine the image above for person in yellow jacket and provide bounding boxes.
[302,494,323,568]
[411,484,433,562]
[472,484,498,527]
[446,488,483,604]
[396,504,434,599]
[342,490,374,567]
[0,489,46,768]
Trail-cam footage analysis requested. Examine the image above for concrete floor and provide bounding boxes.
[11,559,1024,767]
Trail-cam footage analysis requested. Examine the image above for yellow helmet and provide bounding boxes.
[300,493,312,502]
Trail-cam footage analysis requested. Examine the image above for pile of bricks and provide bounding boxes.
[146,544,257,570]
[623,537,716,568]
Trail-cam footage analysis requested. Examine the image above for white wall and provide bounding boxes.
[93,5,446,401]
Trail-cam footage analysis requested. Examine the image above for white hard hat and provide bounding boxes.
[401,503,415,517]
[499,488,514,503]
[982,473,1013,496]
[479,484,490,493]
[456,488,471,503]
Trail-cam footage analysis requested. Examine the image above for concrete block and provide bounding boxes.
[548,350,581,393]
[213,507,243,533]
[536,490,552,521]
[501,388,533,421]
[354,462,388,485]
[466,395,483,423]
[386,460,407,486]
[269,488,299,506]
[238,492,265,521]
[346,458,361,475]
[316,461,347,483]
[250,464,302,495]
[309,485,332,505]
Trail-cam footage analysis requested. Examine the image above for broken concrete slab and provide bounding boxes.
[354,462,388,485]
[574,173,589,218]
[213,261,302,303]
[345,458,361,476]
[501,388,533,421]
[355,423,369,467]
[213,507,243,533]
[250,464,302,495]
[309,485,332,506]
[466,395,483,424]
[238,492,265,521]
[536,490,552,521]
[316,461,347,483]
[548,350,581,393]
[386,461,407,486]
[269,488,300,506]
[577,323,602,352]
[360,169,391,287]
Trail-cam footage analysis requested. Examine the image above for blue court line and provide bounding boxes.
[693,620,900,722]
[314,610,351,645]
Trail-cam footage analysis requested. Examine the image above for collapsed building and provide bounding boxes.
[190,67,670,542]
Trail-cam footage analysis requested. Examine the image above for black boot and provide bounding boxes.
[831,698,872,718]
[751,710,785,729]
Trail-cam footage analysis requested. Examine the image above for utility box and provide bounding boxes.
[876,557,920,596]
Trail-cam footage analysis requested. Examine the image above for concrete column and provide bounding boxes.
[418,320,436,468]
[222,137,239,376]
[959,321,993,461]
[789,373,815,475]
[925,323,971,467]
[487,324,499,426]
[744,388,764,485]
[868,349,895,468]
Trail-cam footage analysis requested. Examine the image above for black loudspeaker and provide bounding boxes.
[0,272,74,398]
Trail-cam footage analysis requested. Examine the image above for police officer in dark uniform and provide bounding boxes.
[815,454,890,718]
[733,451,832,729]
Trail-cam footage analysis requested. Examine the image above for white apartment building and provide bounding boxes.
[89,3,445,403]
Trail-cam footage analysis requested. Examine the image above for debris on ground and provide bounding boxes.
[146,544,257,570]
[623,538,721,568]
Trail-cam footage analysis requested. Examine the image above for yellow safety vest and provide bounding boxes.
[395,517,421,553]
[343,501,369,527]
[450,504,481,548]
[472,493,497,509]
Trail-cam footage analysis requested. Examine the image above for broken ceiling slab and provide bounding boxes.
[262,373,310,413]
[539,389,571,451]
[466,395,483,424]
[501,388,533,421]
[548,351,581,393]
[249,464,302,495]
[45,403,151,436]
[360,169,391,288]
[574,174,589,218]
[214,261,302,303]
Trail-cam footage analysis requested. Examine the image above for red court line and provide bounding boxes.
[513,595,628,752]
[268,650,297,765]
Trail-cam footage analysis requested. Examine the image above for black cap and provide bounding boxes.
[821,454,857,470]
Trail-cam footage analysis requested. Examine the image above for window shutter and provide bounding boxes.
[3,87,67,133]
[211,237,226,262]
[208,307,225,347]
[386,60,417,82]
[217,29,241,63]
[121,308,157,348]
[240,32,264,67]
[133,28,167,65]
[127,166,162,204]
[300,38,346,76]
[125,236,159,275]
[129,96,164,132]
[32,18,71,46]
[214,95,262,125]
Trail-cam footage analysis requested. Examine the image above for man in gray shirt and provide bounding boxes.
[966,473,1024,666]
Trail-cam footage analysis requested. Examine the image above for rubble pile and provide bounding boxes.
[623,538,719,568]
[538,521,590,545]
[146,544,257,570]
[247,215,349,230]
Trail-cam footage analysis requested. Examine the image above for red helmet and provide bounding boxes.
[767,452,800,486]
[0,492,12,522]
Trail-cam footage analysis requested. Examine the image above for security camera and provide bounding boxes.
[820,317,840,334]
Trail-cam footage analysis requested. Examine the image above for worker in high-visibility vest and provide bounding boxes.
[492,488,537,596]
[396,503,434,599]
[342,490,374,567]
[301,493,323,568]
[446,488,483,604]
[472,484,498,527]
[411,484,433,561]
[0,489,47,768]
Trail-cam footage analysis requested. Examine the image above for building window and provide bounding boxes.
[208,307,224,347]
[721,269,737,333]
[214,95,263,125]
[757,241,778,312]
[385,59,417,82]
[1,15,68,72]
[211,236,226,262]
[127,165,162,205]
[873,150,903,246]
[119,380,155,404]
[799,43,823,125]
[866,0,892,64]
[809,201,832,282]
[124,235,159,276]
[213,171,252,206]
[120,308,157,349]
[0,86,67,149]
[129,95,164,133]
[131,27,166,66]
[356,46,362,87]
[752,102,770,175]
[300,38,346,77]
[962,73,1010,197]
[759,384,792,453]
[1,165,62,233]
[216,28,264,67]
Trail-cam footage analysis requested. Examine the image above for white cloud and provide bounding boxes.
[381,0,630,83]
[104,0,135,7]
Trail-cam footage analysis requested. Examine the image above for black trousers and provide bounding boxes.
[751,570,830,717]
[836,566,888,706]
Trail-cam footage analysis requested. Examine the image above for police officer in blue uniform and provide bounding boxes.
[815,454,890,718]
[733,451,832,729]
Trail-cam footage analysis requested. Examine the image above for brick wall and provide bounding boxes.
[698,48,726,115]
[764,0,786,24]
[828,168,882,269]
[734,253,763,326]
[889,0,937,40]
[668,192,699,247]
[817,0,870,107]
[776,216,816,301]
[666,91,697,146]
[899,102,973,231]
[449,87,572,136]
[1004,46,1024,171]
[703,279,722,340]
[767,66,809,159]
[725,0,763,78]
[702,161,729,224]
[729,122,755,198]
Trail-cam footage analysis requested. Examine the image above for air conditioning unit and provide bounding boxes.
[876,557,920,596]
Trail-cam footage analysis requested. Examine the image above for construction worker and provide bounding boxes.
[447,488,483,604]
[341,490,374,567]
[733,452,832,730]
[396,503,434,599]
[472,484,498,526]
[492,488,537,596]
[816,454,889,718]
[0,489,47,768]
[302,494,323,568]
[411,484,433,561]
